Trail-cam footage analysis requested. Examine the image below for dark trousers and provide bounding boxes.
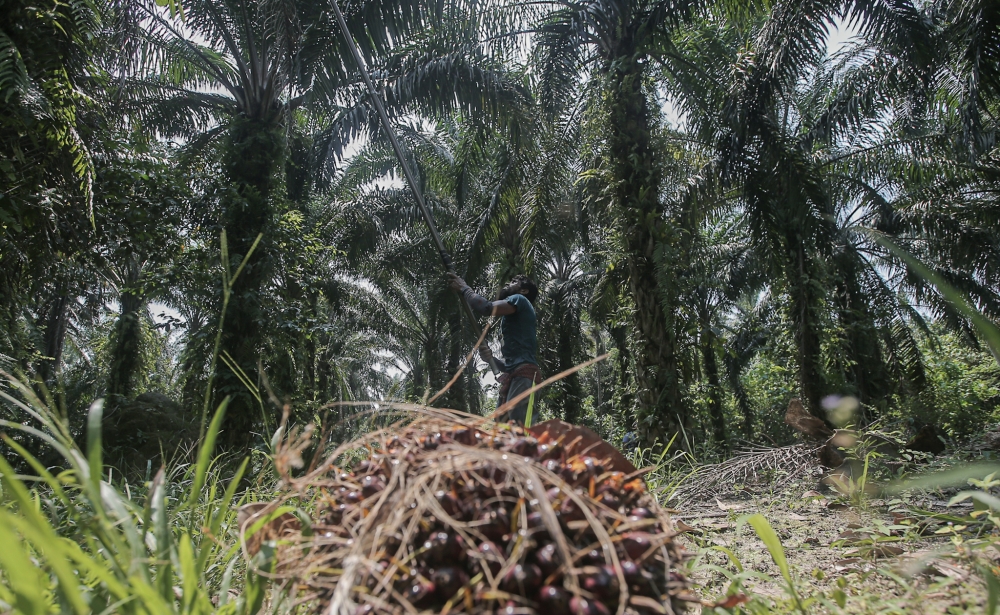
[503,375,536,424]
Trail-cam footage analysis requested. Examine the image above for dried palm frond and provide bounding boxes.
[667,443,822,506]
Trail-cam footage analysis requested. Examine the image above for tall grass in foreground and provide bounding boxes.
[0,374,278,614]
[0,232,284,614]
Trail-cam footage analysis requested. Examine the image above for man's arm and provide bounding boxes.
[447,274,516,316]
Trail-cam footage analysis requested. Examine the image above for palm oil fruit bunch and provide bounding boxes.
[298,422,691,615]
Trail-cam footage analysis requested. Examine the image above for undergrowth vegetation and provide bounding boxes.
[5,378,1000,613]
[0,376,267,614]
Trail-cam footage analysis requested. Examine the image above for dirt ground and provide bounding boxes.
[672,477,996,614]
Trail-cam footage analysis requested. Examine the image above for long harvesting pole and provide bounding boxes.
[328,0,502,376]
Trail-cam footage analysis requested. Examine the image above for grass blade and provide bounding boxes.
[0,456,89,614]
[86,398,104,494]
[150,468,173,603]
[744,513,805,613]
[187,395,231,509]
[0,510,49,615]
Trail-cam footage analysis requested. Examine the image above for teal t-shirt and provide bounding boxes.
[500,294,537,370]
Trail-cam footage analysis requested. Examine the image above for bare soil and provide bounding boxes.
[675,480,995,614]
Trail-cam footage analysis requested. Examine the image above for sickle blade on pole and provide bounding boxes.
[328,0,502,376]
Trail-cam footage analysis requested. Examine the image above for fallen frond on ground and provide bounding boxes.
[668,444,822,506]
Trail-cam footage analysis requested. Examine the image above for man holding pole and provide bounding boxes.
[448,274,541,424]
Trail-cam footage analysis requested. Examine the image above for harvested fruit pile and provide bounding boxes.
[274,416,691,615]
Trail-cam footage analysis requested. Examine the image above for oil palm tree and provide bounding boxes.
[534,0,702,443]
[107,0,528,442]
[657,1,942,418]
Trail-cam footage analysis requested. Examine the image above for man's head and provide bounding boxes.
[498,275,538,303]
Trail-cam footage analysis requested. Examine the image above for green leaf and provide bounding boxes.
[86,398,104,494]
[187,396,230,509]
[986,565,1000,615]
[743,513,805,613]
[0,510,49,615]
[198,456,248,574]
[219,555,240,607]
[875,236,1000,363]
[888,462,1000,494]
[179,532,198,612]
[950,490,1000,511]
[151,468,173,603]
[708,545,743,572]
[0,456,89,614]
[744,514,792,586]
[1,434,72,510]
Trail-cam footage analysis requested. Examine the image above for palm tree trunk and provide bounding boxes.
[788,242,826,419]
[605,52,685,445]
[108,287,144,400]
[214,115,285,446]
[700,316,727,450]
[444,312,467,410]
[36,284,70,383]
[548,292,583,424]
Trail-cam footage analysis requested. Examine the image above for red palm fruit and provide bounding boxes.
[501,563,543,595]
[435,490,462,518]
[451,427,479,446]
[539,442,564,461]
[423,531,451,564]
[559,498,586,524]
[600,471,625,486]
[326,503,347,524]
[478,508,510,542]
[499,601,537,615]
[403,577,436,607]
[598,492,620,510]
[476,541,504,576]
[420,433,440,450]
[620,533,653,560]
[533,543,560,578]
[581,458,600,478]
[537,586,570,615]
[433,566,469,600]
[482,463,507,484]
[580,566,618,599]
[559,464,577,483]
[444,532,466,561]
[626,507,653,520]
[620,560,644,586]
[423,531,465,564]
[569,597,610,615]
[361,475,385,498]
[344,490,361,504]
[526,512,551,541]
[622,479,646,502]
[352,459,375,475]
[508,437,539,458]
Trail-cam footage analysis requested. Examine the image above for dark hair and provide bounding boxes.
[510,275,538,303]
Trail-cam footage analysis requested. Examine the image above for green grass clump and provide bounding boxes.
[0,374,279,614]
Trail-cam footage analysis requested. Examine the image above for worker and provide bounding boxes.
[447,273,541,424]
